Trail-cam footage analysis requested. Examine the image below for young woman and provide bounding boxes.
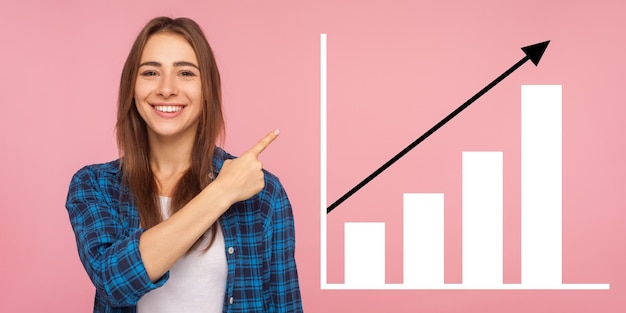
[66,17,302,313]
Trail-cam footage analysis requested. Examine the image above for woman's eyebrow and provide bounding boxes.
[174,61,199,69]
[138,61,199,69]
[139,61,161,67]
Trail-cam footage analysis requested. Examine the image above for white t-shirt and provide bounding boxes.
[137,196,228,313]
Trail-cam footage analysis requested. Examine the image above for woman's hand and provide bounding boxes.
[212,129,280,205]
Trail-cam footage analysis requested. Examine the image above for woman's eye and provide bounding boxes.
[180,71,196,77]
[140,70,158,77]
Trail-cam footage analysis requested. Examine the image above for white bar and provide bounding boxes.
[320,33,328,288]
[345,222,385,287]
[521,85,562,285]
[322,283,610,290]
[403,193,444,286]
[462,151,503,286]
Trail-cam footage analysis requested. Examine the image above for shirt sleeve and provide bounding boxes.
[267,178,304,312]
[65,166,168,307]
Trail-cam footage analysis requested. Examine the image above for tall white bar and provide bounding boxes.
[403,193,445,286]
[521,85,562,285]
[462,151,503,286]
[320,33,328,288]
[345,222,385,287]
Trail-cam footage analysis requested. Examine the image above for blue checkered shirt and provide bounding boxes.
[66,148,303,312]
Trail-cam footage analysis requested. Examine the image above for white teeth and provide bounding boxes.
[154,105,183,113]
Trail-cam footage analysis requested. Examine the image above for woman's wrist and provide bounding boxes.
[199,180,234,214]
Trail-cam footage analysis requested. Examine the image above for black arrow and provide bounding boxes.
[327,40,550,214]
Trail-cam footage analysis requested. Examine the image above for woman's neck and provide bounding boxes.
[147,132,195,196]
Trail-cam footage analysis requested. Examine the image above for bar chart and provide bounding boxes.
[320,34,609,290]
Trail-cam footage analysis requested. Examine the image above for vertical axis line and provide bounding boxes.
[320,33,328,288]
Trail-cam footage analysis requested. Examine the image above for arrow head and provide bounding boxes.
[521,40,550,66]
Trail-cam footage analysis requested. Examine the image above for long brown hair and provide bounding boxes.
[116,17,224,248]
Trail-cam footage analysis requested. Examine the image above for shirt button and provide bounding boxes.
[228,247,234,254]
[229,297,234,304]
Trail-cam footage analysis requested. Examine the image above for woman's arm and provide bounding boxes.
[139,130,278,281]
[66,131,279,306]
[66,166,164,307]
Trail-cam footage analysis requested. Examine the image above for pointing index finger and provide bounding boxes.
[248,129,280,157]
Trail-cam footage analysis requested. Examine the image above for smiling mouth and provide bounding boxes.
[153,105,183,113]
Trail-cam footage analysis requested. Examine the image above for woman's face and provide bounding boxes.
[134,32,203,142]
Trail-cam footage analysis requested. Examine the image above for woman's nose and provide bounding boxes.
[157,74,178,97]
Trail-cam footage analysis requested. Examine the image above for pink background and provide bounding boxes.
[1,0,625,312]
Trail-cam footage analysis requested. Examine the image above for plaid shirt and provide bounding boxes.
[66,148,303,313]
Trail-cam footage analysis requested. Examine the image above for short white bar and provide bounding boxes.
[344,222,385,287]
[403,193,444,286]
[521,85,562,285]
[462,151,503,286]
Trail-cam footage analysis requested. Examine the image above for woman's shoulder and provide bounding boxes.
[73,159,121,177]
[69,159,123,189]
[212,146,232,167]
[66,159,126,210]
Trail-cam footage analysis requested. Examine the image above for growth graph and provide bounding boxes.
[320,34,610,290]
